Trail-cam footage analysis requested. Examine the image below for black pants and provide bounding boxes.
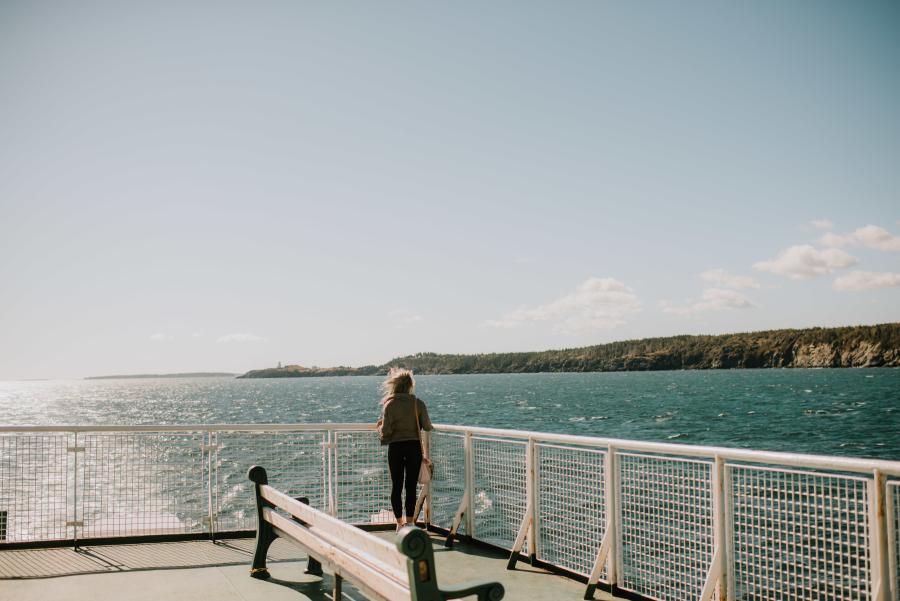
[388,440,422,519]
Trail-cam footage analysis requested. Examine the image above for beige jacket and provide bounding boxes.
[379,393,433,445]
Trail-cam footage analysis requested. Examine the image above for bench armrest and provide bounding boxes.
[440,580,504,601]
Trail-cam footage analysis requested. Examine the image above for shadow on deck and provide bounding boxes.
[0,533,623,601]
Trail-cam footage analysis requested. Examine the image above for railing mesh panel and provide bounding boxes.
[0,423,896,601]
[215,430,327,532]
[429,432,466,534]
[731,465,872,601]
[619,453,714,601]
[335,430,394,524]
[472,437,527,549]
[0,433,70,542]
[80,432,206,537]
[536,443,606,577]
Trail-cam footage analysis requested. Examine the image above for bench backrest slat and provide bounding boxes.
[260,485,407,575]
[266,508,410,601]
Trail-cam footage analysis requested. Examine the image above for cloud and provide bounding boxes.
[216,333,267,343]
[820,224,900,251]
[699,268,759,290]
[149,333,173,342]
[485,277,641,332]
[811,219,834,230]
[820,232,851,247]
[833,271,900,291]
[390,310,424,328]
[753,245,857,279]
[660,288,754,316]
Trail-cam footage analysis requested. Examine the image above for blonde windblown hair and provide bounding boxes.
[381,367,415,401]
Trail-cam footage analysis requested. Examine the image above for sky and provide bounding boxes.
[1,1,899,379]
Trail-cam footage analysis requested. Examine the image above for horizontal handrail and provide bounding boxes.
[434,424,900,476]
[0,423,375,433]
[2,421,898,475]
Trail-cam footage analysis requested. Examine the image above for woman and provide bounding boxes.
[378,367,433,531]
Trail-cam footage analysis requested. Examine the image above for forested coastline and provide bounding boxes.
[238,323,900,378]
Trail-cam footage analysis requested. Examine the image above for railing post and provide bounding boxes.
[464,431,475,538]
[723,463,735,601]
[869,469,892,601]
[585,445,620,599]
[328,429,337,517]
[886,483,897,601]
[528,438,540,561]
[423,430,432,524]
[208,431,216,538]
[701,455,727,601]
[508,438,536,569]
[65,431,86,545]
[200,430,219,537]
[72,432,79,546]
[607,444,619,586]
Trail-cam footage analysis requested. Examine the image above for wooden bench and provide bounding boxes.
[247,466,505,601]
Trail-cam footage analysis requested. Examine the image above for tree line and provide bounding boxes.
[238,322,899,378]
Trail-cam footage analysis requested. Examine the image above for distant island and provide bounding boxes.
[86,372,237,380]
[239,322,899,378]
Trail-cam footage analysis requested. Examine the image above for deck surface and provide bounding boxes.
[0,532,624,601]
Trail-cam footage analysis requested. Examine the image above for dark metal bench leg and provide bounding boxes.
[293,496,323,576]
[333,573,343,600]
[251,523,276,579]
[249,466,276,579]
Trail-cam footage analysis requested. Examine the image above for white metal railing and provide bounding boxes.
[0,423,898,601]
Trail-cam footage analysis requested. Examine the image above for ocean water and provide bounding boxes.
[1,368,898,459]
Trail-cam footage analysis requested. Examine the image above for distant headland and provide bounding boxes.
[86,372,237,380]
[239,322,899,378]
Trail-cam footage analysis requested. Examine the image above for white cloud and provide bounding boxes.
[216,333,267,343]
[820,224,900,251]
[753,245,857,279]
[820,232,851,247]
[699,268,759,290]
[390,310,424,328]
[485,277,641,332]
[852,225,900,251]
[811,219,834,230]
[149,333,173,342]
[660,288,754,316]
[833,271,900,291]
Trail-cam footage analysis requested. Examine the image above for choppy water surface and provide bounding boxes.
[0,369,897,459]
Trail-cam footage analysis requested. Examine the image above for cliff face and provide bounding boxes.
[617,336,898,371]
[791,341,896,368]
[238,323,900,377]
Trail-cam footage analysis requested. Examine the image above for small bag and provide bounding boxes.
[418,456,433,484]
[414,399,434,484]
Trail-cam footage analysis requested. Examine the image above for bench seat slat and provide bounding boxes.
[261,485,407,574]
[266,509,410,601]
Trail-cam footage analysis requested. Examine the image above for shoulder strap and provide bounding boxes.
[413,397,427,457]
